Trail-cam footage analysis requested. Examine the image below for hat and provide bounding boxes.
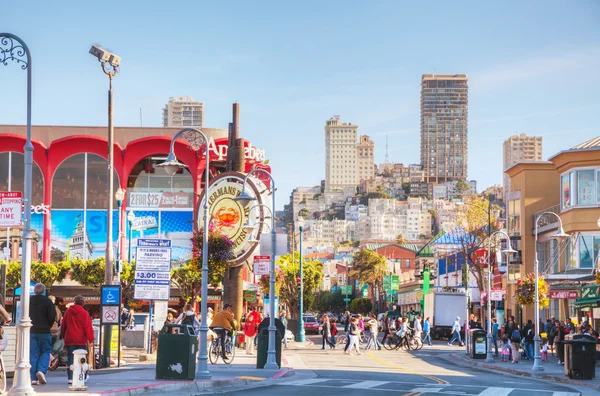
[456,316,460,320]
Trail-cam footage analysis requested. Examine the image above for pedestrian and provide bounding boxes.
[29,283,56,385]
[423,317,432,346]
[555,320,566,365]
[501,336,510,362]
[491,318,499,357]
[344,316,361,355]
[61,295,94,385]
[546,318,556,355]
[320,314,335,350]
[243,314,258,355]
[176,303,200,330]
[448,316,463,346]
[279,310,288,348]
[248,306,262,346]
[365,313,381,351]
[510,323,521,363]
[525,325,534,360]
[413,315,423,340]
[330,318,338,346]
[541,339,548,361]
[120,307,130,330]
[210,304,236,361]
[127,308,136,329]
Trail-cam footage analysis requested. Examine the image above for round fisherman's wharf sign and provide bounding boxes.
[197,172,264,266]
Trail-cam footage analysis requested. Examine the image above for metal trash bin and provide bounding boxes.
[469,329,487,359]
[564,334,596,380]
[156,324,197,380]
[256,327,282,369]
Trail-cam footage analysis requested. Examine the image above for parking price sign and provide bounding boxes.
[134,239,172,301]
[0,192,22,227]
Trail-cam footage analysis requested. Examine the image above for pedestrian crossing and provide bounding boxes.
[279,378,580,396]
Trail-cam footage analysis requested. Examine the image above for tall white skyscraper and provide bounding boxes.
[162,96,204,128]
[503,133,543,194]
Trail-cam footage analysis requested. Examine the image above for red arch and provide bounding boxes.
[0,134,49,175]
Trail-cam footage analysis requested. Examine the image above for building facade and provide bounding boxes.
[357,135,375,182]
[420,74,469,184]
[503,133,543,197]
[162,96,205,128]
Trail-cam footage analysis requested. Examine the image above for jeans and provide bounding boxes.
[423,331,432,345]
[330,335,336,346]
[322,333,335,349]
[526,342,534,360]
[449,330,462,345]
[30,333,52,381]
[214,328,230,359]
[511,341,520,362]
[67,345,87,381]
[365,331,382,350]
[492,334,498,355]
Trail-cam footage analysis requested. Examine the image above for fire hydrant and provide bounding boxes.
[69,349,89,391]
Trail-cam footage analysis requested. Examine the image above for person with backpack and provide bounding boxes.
[510,323,521,363]
[330,318,338,346]
[176,304,200,331]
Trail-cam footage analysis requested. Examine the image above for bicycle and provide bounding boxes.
[208,329,236,364]
[335,331,366,346]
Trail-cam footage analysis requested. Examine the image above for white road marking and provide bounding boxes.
[477,388,514,396]
[551,393,580,396]
[283,378,330,386]
[343,381,389,389]
[411,387,444,393]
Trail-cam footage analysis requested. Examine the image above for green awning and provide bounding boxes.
[574,285,600,309]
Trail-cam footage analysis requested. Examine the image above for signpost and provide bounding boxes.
[100,284,121,367]
[253,255,270,276]
[134,239,172,354]
[0,192,22,227]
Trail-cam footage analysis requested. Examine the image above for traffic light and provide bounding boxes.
[297,277,302,294]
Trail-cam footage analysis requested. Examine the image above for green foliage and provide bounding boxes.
[170,264,202,304]
[349,298,372,314]
[298,208,309,220]
[258,251,323,319]
[396,234,406,245]
[69,258,106,289]
[190,228,235,287]
[359,191,393,205]
[350,249,387,308]
[6,261,71,292]
[120,260,136,303]
[50,247,65,263]
[315,289,345,313]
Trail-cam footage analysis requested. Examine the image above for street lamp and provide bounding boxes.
[485,230,516,363]
[235,169,278,369]
[90,44,120,369]
[127,211,135,264]
[297,225,306,343]
[1,32,35,396]
[156,128,212,379]
[115,188,125,283]
[532,212,569,372]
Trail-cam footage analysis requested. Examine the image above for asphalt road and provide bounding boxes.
[207,334,588,396]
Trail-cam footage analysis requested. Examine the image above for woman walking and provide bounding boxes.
[344,317,361,355]
[321,315,336,350]
[243,314,258,355]
[365,313,381,350]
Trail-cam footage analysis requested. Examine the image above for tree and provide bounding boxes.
[315,289,345,313]
[6,261,71,292]
[349,298,372,314]
[170,264,203,304]
[298,208,309,220]
[50,247,65,263]
[455,180,471,198]
[359,192,393,206]
[69,258,106,289]
[189,228,234,287]
[120,260,136,305]
[396,234,406,245]
[258,251,323,319]
[350,249,387,310]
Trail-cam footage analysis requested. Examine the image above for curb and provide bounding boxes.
[95,367,295,396]
[448,353,600,392]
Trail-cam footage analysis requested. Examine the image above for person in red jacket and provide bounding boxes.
[243,314,259,355]
[61,295,94,384]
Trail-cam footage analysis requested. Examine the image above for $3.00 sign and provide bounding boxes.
[134,239,172,301]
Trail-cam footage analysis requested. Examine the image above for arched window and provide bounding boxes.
[0,152,44,200]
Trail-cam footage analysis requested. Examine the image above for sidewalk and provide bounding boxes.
[6,353,294,396]
[447,351,600,391]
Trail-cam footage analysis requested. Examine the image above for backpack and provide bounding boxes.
[511,328,521,341]
[182,314,195,327]
[331,323,338,336]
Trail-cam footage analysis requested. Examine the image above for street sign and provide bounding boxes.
[0,192,22,227]
[101,285,121,306]
[134,239,172,301]
[131,216,158,231]
[101,305,119,325]
[340,285,352,294]
[391,275,399,291]
[253,255,270,275]
[343,298,351,302]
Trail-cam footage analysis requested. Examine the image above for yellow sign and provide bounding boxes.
[110,325,119,358]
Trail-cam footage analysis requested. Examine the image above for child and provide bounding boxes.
[541,339,548,361]
[501,336,511,362]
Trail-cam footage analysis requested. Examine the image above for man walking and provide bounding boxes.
[30,283,56,385]
[448,316,463,346]
[61,295,94,384]
[423,317,432,346]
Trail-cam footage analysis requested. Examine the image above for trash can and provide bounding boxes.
[564,334,596,379]
[256,327,282,369]
[156,324,197,380]
[469,329,487,359]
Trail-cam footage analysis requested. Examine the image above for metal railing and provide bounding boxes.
[532,204,561,232]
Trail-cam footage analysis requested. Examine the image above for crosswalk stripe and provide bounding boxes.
[552,393,580,396]
[343,381,389,389]
[283,378,330,386]
[410,387,443,393]
[477,388,513,396]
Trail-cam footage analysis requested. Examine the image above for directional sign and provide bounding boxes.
[101,285,121,306]
[134,239,171,301]
[344,298,351,302]
[0,192,22,227]
[101,306,119,325]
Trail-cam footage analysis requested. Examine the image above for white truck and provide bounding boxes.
[424,291,467,340]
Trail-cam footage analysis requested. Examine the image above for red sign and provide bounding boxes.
[253,255,270,275]
[471,248,489,268]
[549,290,578,300]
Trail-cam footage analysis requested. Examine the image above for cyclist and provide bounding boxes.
[210,304,236,361]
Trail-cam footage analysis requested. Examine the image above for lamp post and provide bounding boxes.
[127,211,135,264]
[297,226,305,343]
[156,128,212,379]
[115,188,125,284]
[485,230,516,362]
[89,44,120,368]
[1,32,35,396]
[532,212,569,372]
[235,169,278,369]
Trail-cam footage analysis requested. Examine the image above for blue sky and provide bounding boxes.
[2,1,600,208]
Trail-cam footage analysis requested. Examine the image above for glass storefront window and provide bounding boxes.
[561,173,571,209]
[579,235,594,268]
[508,264,521,284]
[0,152,44,200]
[597,170,600,203]
[577,170,595,205]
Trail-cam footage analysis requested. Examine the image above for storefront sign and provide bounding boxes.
[134,239,171,301]
[128,192,191,209]
[550,290,578,300]
[206,137,265,162]
[243,290,257,303]
[391,275,399,291]
[0,192,22,227]
[254,255,270,275]
[132,216,158,231]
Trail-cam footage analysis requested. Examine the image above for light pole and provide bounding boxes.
[115,188,125,284]
[89,44,120,368]
[156,128,212,379]
[532,212,569,372]
[127,211,135,264]
[485,230,516,362]
[297,226,305,343]
[235,169,278,369]
[1,32,35,396]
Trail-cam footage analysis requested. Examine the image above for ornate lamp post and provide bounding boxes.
[485,230,516,362]
[532,212,569,372]
[156,128,212,379]
[235,169,278,369]
[1,32,35,396]
[127,211,135,264]
[115,188,125,283]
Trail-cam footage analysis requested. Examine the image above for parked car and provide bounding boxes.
[303,315,320,334]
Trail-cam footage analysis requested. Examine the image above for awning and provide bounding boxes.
[574,285,600,309]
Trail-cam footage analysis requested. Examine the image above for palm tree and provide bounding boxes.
[350,249,388,310]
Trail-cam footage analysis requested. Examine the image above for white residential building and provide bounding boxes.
[345,203,368,222]
[162,96,204,128]
[502,133,543,196]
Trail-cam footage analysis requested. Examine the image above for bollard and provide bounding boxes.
[70,349,90,391]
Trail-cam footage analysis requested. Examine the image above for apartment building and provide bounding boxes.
[503,133,543,196]
[420,74,469,183]
[432,180,477,200]
[162,96,204,128]
[357,135,375,182]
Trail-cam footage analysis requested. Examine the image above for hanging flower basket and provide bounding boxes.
[515,273,549,307]
[190,226,235,287]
